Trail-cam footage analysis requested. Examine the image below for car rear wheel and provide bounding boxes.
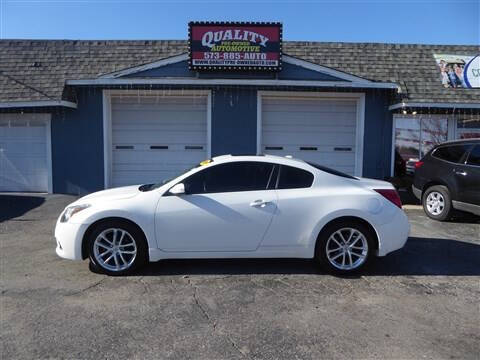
[88,220,148,276]
[422,185,452,221]
[315,220,374,275]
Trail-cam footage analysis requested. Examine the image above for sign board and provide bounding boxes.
[188,21,282,71]
[434,54,480,88]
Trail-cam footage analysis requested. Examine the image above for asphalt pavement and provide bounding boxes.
[1,193,479,359]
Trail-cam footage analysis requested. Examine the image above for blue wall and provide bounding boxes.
[49,86,393,195]
[363,90,393,179]
[211,88,257,156]
[124,60,344,82]
[47,57,394,194]
[51,88,104,195]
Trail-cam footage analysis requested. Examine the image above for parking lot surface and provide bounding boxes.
[1,193,479,359]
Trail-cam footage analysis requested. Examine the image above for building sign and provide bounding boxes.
[188,21,282,71]
[434,54,480,88]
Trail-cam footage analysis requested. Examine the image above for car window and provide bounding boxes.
[432,145,470,163]
[466,145,480,166]
[277,165,314,189]
[306,161,357,180]
[182,161,275,194]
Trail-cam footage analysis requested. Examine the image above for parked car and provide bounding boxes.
[406,157,419,175]
[413,139,480,220]
[55,155,409,276]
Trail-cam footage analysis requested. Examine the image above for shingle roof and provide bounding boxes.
[1,39,479,105]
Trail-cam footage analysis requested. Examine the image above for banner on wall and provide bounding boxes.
[434,54,480,88]
[188,22,282,71]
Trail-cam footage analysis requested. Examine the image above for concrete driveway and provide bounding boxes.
[1,193,479,359]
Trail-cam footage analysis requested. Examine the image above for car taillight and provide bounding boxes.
[414,161,424,169]
[374,189,402,209]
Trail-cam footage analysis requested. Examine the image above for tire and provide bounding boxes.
[315,220,375,275]
[87,220,148,276]
[422,185,452,221]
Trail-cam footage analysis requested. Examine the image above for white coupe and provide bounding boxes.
[55,155,409,275]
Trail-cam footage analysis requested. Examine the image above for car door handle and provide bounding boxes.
[250,199,270,207]
[455,170,467,176]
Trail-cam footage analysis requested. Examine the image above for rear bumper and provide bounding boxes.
[412,185,422,200]
[376,209,410,256]
[54,221,89,261]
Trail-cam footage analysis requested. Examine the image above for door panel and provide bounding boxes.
[0,114,49,192]
[155,190,277,251]
[110,95,207,187]
[456,145,480,205]
[261,97,357,175]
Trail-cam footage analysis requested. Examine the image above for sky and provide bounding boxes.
[0,0,479,45]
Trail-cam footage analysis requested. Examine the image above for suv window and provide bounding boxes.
[182,161,275,194]
[466,145,480,166]
[277,165,314,189]
[432,144,470,163]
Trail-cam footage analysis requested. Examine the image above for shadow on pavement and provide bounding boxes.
[0,194,45,222]
[366,236,480,276]
[138,236,480,277]
[449,213,480,224]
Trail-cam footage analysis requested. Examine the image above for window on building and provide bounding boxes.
[394,115,448,176]
[457,115,480,139]
[277,165,314,189]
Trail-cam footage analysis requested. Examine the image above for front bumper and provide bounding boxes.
[376,209,410,256]
[54,221,89,260]
[412,185,422,200]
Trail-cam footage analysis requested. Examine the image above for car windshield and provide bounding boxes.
[306,162,358,180]
[138,163,204,192]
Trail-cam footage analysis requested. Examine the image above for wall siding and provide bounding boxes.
[51,88,104,194]
[46,56,393,194]
[211,88,257,156]
[363,90,393,179]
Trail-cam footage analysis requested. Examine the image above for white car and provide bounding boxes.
[55,155,409,275]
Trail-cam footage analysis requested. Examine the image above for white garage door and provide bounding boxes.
[111,95,208,187]
[261,96,359,175]
[0,113,50,192]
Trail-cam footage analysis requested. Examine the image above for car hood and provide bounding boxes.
[76,185,141,203]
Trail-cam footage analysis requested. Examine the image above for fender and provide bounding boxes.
[72,208,157,250]
[307,208,381,255]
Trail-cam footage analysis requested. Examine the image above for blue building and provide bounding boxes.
[0,40,479,194]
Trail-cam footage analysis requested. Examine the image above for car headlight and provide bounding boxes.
[60,204,91,223]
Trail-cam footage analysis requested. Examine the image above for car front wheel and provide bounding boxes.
[315,220,374,275]
[88,220,148,276]
[422,185,452,221]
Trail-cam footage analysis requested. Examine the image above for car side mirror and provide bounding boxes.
[169,183,185,195]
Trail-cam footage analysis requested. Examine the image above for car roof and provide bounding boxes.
[211,154,308,167]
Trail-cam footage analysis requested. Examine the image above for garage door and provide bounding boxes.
[0,113,50,192]
[261,97,358,175]
[111,95,208,187]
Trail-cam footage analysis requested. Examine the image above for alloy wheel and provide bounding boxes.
[326,228,369,271]
[93,228,137,272]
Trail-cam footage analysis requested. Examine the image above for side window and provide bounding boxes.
[466,145,480,166]
[182,162,275,194]
[277,165,314,189]
[432,145,469,163]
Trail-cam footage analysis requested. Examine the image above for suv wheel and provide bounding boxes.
[422,185,453,221]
